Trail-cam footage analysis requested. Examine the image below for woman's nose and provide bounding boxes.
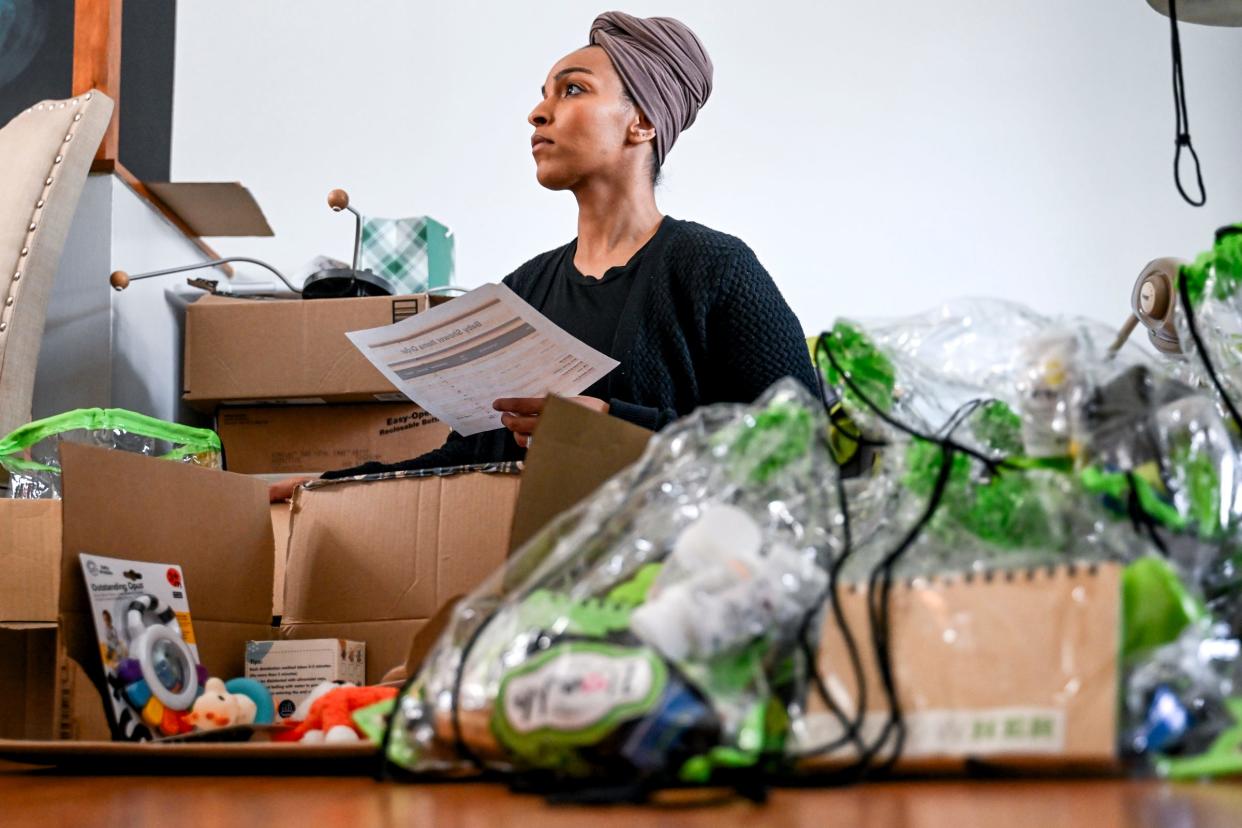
[528,101,550,127]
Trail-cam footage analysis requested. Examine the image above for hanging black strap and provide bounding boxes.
[1168,0,1207,207]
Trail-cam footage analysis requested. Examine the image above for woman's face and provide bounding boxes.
[528,46,649,190]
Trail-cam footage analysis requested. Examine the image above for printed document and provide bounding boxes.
[346,283,619,436]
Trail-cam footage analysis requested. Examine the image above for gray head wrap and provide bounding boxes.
[589,11,713,168]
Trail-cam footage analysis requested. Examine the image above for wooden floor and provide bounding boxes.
[3,765,1242,828]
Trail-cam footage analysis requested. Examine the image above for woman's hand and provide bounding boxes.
[268,475,315,503]
[493,395,610,448]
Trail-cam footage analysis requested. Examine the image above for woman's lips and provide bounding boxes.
[531,135,553,153]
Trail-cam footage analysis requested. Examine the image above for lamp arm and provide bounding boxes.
[111,257,301,294]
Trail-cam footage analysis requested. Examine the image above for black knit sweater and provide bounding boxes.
[322,217,817,478]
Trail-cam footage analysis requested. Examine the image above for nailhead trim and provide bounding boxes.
[1,92,97,344]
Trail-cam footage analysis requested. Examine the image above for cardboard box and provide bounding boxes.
[0,499,62,625]
[0,497,135,743]
[0,500,61,740]
[245,638,366,720]
[182,293,451,411]
[804,564,1120,771]
[282,466,523,684]
[217,403,450,475]
[0,401,661,765]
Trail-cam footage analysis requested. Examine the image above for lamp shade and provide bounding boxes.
[1147,0,1242,26]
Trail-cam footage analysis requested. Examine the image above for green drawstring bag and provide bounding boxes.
[0,408,221,499]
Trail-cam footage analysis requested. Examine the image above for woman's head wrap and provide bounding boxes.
[589,11,713,168]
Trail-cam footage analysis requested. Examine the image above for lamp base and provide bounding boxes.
[301,268,395,299]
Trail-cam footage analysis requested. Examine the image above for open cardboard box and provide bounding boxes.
[0,398,652,767]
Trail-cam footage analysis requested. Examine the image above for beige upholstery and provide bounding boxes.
[0,90,114,439]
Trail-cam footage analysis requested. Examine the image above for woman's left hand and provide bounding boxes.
[493,395,610,448]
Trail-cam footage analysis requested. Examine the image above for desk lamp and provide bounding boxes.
[109,188,396,299]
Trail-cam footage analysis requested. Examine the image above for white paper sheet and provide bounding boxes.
[346,283,619,436]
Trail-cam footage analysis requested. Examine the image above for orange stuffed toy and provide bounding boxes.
[276,685,397,744]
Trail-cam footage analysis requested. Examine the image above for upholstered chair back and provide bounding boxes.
[0,90,114,438]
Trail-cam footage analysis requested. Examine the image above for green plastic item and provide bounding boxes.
[1180,222,1242,306]
[1121,557,1206,662]
[1079,466,1190,535]
[903,438,1059,551]
[972,400,1024,456]
[718,398,815,485]
[813,321,896,414]
[352,698,396,746]
[1157,697,1242,780]
[0,408,221,474]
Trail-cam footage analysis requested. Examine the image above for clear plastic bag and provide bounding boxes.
[0,408,221,499]
[812,290,1242,778]
[385,380,842,783]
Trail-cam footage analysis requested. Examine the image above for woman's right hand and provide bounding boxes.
[268,476,315,503]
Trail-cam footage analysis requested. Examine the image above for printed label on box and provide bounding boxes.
[797,706,1067,758]
[245,639,365,719]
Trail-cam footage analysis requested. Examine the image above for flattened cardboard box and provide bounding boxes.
[218,403,450,474]
[183,293,451,411]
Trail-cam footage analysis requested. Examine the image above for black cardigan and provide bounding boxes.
[323,218,817,478]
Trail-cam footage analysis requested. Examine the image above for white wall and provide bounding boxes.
[171,0,1242,334]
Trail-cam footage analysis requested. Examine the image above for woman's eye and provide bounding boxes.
[564,83,584,96]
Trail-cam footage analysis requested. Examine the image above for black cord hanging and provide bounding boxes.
[1168,0,1208,206]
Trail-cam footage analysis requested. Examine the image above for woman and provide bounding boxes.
[271,12,815,500]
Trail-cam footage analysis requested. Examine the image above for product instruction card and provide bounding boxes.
[346,283,619,436]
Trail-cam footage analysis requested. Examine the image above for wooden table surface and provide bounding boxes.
[3,763,1241,828]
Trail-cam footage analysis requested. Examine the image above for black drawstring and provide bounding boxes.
[1169,0,1207,207]
[790,333,964,782]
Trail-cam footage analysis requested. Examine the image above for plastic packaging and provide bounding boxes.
[383,276,1242,784]
[0,408,221,498]
[384,380,841,784]
[813,293,1242,778]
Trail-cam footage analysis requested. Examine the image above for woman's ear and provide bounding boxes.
[628,110,657,146]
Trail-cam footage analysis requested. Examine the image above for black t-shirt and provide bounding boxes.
[535,221,664,399]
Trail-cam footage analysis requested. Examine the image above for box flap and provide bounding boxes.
[508,397,652,552]
[58,444,275,689]
[144,182,274,237]
[217,403,448,475]
[0,499,61,623]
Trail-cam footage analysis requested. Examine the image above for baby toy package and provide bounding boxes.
[80,553,206,741]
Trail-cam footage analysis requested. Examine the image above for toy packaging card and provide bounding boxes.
[245,638,365,720]
[80,553,207,741]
